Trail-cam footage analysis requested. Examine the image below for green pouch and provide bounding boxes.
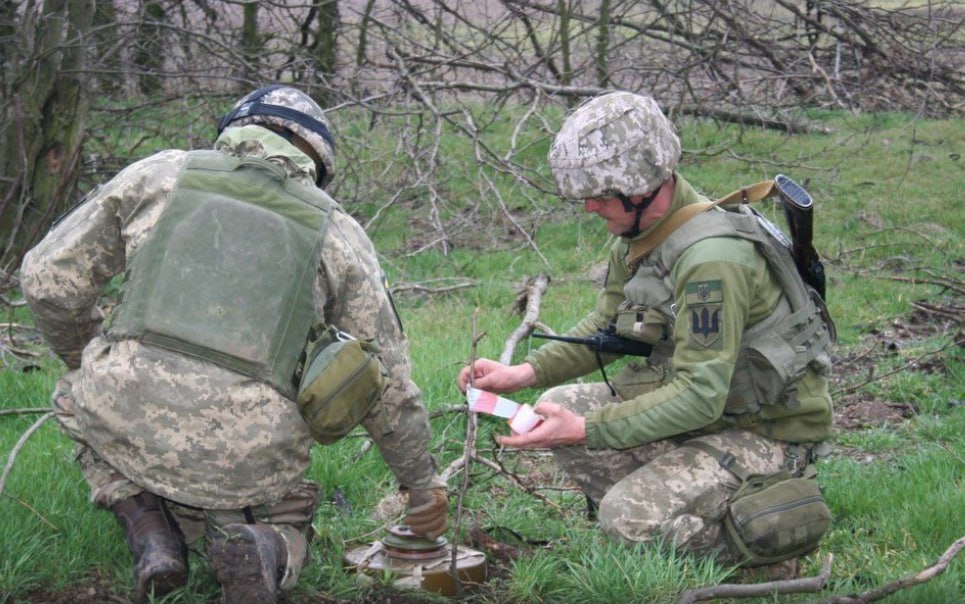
[296,326,385,444]
[723,470,832,566]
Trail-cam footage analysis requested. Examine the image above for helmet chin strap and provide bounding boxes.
[616,188,659,238]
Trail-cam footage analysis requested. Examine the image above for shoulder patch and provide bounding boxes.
[685,280,723,348]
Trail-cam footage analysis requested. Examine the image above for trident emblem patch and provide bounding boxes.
[685,280,723,348]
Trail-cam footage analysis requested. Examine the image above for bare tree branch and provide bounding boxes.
[677,554,833,604]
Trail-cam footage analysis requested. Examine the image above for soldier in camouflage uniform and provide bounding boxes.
[21,85,448,604]
[458,91,834,570]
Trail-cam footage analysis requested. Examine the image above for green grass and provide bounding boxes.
[2,107,963,603]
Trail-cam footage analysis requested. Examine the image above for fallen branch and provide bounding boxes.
[471,446,566,511]
[873,274,965,297]
[501,274,550,365]
[390,278,477,296]
[0,412,54,499]
[832,338,960,397]
[677,555,833,604]
[1,408,50,417]
[809,535,965,603]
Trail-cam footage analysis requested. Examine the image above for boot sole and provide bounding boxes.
[135,560,189,603]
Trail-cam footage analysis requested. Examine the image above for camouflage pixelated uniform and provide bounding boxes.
[525,175,833,563]
[21,125,443,587]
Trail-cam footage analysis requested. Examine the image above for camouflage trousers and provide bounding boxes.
[52,373,317,590]
[540,382,802,565]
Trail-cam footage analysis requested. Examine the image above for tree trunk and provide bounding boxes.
[134,0,165,96]
[92,0,124,96]
[0,0,91,282]
[595,0,611,87]
[313,0,339,104]
[242,0,260,88]
[557,0,572,89]
[354,0,378,96]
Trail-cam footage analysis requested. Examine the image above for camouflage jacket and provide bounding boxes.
[21,125,443,508]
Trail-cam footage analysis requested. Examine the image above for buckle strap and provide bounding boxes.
[685,439,751,482]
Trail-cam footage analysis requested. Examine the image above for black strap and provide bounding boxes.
[242,506,257,524]
[686,439,751,482]
[218,84,335,152]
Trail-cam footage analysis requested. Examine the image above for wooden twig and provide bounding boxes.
[677,554,833,604]
[480,171,550,268]
[874,275,965,297]
[6,494,58,531]
[390,278,478,296]
[501,274,550,365]
[832,338,960,397]
[0,408,50,417]
[909,300,965,324]
[809,536,965,603]
[450,308,484,595]
[477,446,566,511]
[0,412,54,499]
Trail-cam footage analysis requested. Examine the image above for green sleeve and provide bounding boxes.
[584,237,766,449]
[525,239,630,387]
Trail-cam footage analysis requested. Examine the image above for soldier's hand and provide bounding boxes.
[496,402,587,449]
[457,359,537,394]
[404,487,448,540]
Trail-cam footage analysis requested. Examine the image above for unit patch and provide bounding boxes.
[685,280,723,348]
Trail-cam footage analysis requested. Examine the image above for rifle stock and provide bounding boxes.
[775,174,827,300]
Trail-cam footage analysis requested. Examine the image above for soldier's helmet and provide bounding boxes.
[548,91,680,200]
[218,85,336,187]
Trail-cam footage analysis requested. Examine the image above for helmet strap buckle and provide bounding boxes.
[617,187,660,238]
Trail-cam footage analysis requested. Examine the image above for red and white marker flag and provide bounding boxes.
[466,387,543,434]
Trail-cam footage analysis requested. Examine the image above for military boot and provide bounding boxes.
[112,492,189,603]
[208,523,287,604]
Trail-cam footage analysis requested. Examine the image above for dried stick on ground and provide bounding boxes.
[0,412,54,499]
[832,338,960,397]
[476,446,566,511]
[390,278,477,296]
[678,534,965,603]
[676,555,834,604]
[809,536,965,604]
[0,408,50,417]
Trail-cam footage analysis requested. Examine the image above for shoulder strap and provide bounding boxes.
[626,180,780,267]
[685,439,752,482]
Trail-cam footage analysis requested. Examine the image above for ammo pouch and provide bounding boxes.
[296,326,386,444]
[689,440,832,567]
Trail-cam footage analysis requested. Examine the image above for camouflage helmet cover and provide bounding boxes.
[548,91,681,200]
[219,85,336,187]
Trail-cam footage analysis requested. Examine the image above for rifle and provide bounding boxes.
[774,174,826,300]
[531,329,653,396]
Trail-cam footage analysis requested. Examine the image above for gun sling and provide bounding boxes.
[626,179,787,267]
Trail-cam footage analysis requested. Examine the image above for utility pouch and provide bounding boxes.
[688,440,832,567]
[296,326,386,444]
[723,470,831,566]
